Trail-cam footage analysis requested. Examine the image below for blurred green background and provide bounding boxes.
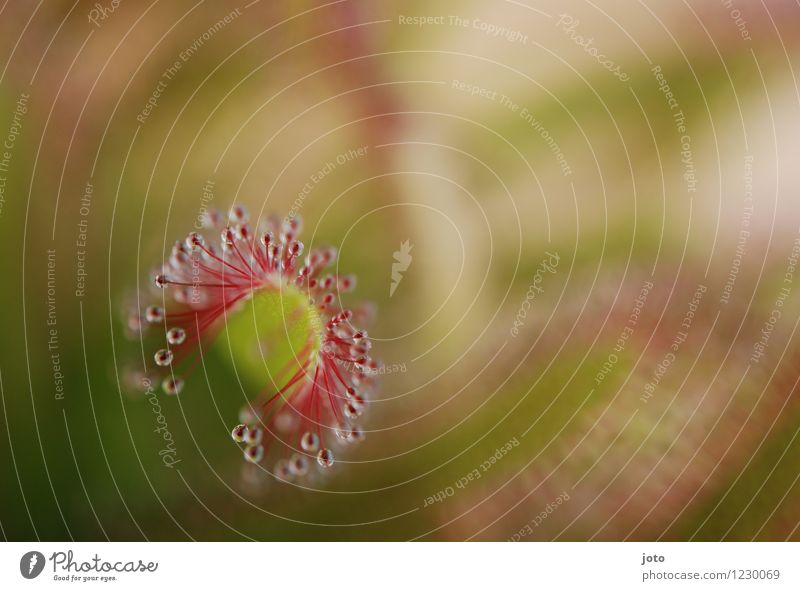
[2,0,800,541]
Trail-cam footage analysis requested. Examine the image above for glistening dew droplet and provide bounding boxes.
[300,431,320,452]
[145,305,165,323]
[166,327,186,345]
[244,426,263,446]
[316,448,335,468]
[350,426,365,443]
[244,445,264,463]
[344,402,361,419]
[231,424,248,443]
[161,376,184,395]
[274,459,292,481]
[289,453,309,476]
[154,349,173,367]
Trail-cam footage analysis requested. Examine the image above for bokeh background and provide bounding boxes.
[2,0,800,541]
